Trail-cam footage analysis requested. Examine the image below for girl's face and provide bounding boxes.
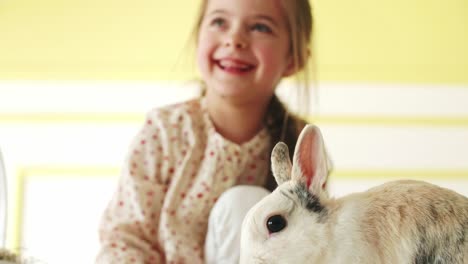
[197,0,293,106]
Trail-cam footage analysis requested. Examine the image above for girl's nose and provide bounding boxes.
[224,31,247,49]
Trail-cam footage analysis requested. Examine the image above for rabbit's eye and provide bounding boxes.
[266,215,287,234]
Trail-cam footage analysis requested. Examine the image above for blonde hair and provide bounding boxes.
[279,0,313,114]
[193,0,314,191]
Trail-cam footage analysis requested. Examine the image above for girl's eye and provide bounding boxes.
[210,18,225,27]
[251,23,272,33]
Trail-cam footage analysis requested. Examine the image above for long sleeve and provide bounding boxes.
[96,98,271,264]
[96,115,169,264]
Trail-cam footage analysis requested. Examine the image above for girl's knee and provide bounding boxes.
[205,186,270,263]
[210,185,270,220]
[218,185,270,205]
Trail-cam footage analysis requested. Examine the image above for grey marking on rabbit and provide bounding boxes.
[414,220,466,263]
[293,184,326,215]
[416,218,468,263]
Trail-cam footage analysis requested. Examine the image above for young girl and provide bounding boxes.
[96,0,313,263]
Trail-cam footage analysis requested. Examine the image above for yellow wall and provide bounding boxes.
[0,0,198,79]
[312,0,468,84]
[0,0,467,83]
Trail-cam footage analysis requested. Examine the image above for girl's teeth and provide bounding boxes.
[219,60,251,70]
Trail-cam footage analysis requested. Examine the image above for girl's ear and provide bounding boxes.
[291,125,329,195]
[282,56,298,78]
[271,142,292,185]
[282,48,311,77]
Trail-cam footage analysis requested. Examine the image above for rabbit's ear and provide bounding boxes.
[271,142,292,185]
[292,125,329,194]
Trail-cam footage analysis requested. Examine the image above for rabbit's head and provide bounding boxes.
[240,125,332,264]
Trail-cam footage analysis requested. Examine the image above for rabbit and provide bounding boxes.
[240,124,468,264]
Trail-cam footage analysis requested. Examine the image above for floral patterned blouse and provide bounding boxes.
[96,97,271,264]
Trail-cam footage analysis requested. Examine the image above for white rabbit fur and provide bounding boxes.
[240,124,468,264]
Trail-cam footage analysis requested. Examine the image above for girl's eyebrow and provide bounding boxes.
[207,9,228,16]
[206,9,279,27]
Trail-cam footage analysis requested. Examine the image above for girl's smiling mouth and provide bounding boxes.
[215,58,256,74]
